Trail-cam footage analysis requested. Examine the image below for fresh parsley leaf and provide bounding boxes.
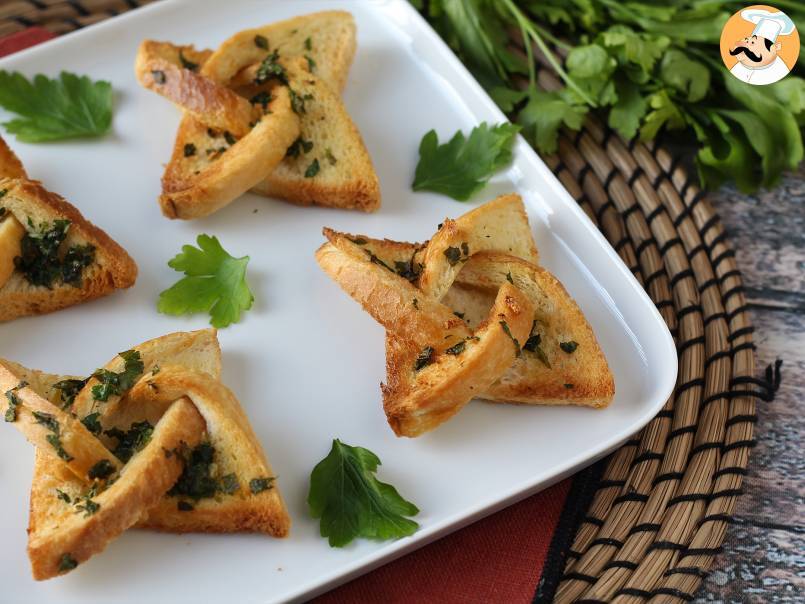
[308,439,419,547]
[0,70,113,142]
[412,121,520,201]
[157,234,254,328]
[518,88,586,155]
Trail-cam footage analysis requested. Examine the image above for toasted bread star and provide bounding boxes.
[1,329,289,580]
[316,194,614,436]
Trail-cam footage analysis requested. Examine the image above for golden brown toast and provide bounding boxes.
[1,329,289,580]
[0,137,137,322]
[137,11,380,216]
[203,10,357,94]
[159,82,300,219]
[315,194,614,436]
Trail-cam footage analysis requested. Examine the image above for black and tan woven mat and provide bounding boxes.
[0,2,782,601]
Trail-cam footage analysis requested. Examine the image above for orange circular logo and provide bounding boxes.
[720,5,799,85]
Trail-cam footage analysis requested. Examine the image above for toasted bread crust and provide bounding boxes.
[141,12,378,215]
[383,284,534,436]
[3,330,289,580]
[0,136,27,179]
[316,194,615,434]
[451,253,614,407]
[135,40,253,136]
[251,69,380,211]
[28,399,205,580]
[159,84,300,219]
[417,194,538,300]
[0,177,137,322]
[203,11,356,92]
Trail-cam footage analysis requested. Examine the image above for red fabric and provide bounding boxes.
[0,27,573,603]
[0,27,55,58]
[315,480,571,604]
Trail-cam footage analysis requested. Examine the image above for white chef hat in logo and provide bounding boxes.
[741,8,795,43]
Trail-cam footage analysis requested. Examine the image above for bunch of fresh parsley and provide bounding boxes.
[412,0,805,192]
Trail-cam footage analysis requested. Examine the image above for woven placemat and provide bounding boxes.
[0,2,779,601]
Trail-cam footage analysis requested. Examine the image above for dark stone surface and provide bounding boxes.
[696,169,805,602]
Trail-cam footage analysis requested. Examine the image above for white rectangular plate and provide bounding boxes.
[0,1,677,602]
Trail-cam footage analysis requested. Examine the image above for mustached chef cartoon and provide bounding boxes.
[729,8,795,85]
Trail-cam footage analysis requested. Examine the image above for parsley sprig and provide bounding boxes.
[157,234,254,328]
[413,122,520,200]
[0,71,113,142]
[412,0,805,192]
[308,439,420,547]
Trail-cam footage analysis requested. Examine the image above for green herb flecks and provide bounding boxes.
[15,218,95,288]
[523,321,551,368]
[91,350,144,402]
[105,420,153,463]
[34,408,73,461]
[445,340,466,356]
[304,159,320,178]
[60,244,95,286]
[46,434,73,462]
[56,489,71,503]
[324,148,337,165]
[254,34,269,50]
[249,477,275,494]
[87,459,115,481]
[499,320,522,357]
[289,89,313,114]
[254,49,287,85]
[560,340,578,354]
[58,553,78,572]
[364,250,394,272]
[4,381,27,422]
[32,411,60,433]
[168,442,219,501]
[53,378,88,411]
[506,271,514,284]
[394,253,422,282]
[305,55,317,71]
[308,439,419,547]
[224,131,237,146]
[81,412,102,435]
[74,484,100,517]
[414,346,435,371]
[304,37,312,51]
[444,246,461,266]
[286,136,314,158]
[220,473,240,495]
[250,91,271,111]
[179,51,199,72]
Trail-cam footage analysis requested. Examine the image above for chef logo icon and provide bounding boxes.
[720,5,799,85]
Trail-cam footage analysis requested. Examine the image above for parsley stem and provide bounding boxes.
[500,0,597,108]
